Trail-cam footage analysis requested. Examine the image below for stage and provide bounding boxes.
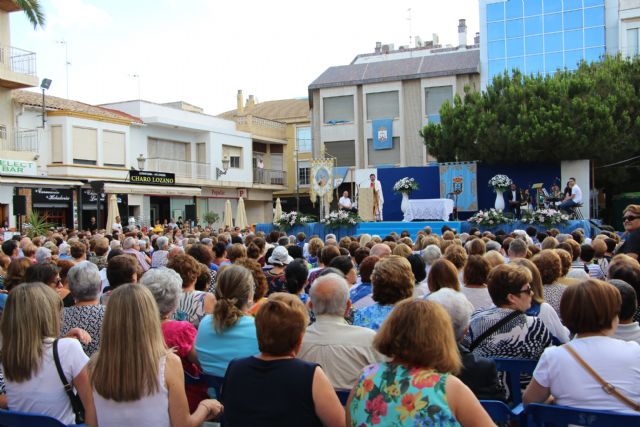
[255,220,596,240]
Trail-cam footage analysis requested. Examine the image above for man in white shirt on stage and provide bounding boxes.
[558,177,582,215]
[339,191,354,212]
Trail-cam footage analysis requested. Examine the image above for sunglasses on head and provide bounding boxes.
[623,215,640,222]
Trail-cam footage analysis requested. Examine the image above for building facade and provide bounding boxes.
[479,0,640,89]
[219,91,312,214]
[308,23,480,175]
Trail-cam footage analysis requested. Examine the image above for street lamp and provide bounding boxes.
[136,154,146,170]
[40,78,52,128]
[216,156,230,179]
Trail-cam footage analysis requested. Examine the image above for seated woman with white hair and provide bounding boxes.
[428,288,504,401]
[152,236,170,268]
[420,245,442,293]
[61,261,106,357]
[140,267,208,413]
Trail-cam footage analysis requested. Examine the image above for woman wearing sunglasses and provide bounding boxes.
[462,263,553,360]
[618,205,640,260]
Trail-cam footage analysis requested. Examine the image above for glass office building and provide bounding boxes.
[480,0,607,86]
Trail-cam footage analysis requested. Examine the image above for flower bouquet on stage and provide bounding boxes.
[520,208,569,228]
[393,177,420,214]
[321,210,362,229]
[488,174,512,212]
[275,211,314,231]
[468,209,512,227]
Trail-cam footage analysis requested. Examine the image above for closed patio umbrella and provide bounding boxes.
[236,197,248,229]
[105,194,120,233]
[224,199,233,228]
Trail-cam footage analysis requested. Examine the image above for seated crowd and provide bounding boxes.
[0,203,638,426]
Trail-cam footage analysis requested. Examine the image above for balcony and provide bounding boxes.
[0,45,38,89]
[236,115,287,142]
[254,167,286,186]
[0,129,39,152]
[147,158,209,180]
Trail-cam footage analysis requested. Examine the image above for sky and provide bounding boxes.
[10,0,480,115]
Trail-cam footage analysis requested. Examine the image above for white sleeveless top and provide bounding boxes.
[93,356,170,427]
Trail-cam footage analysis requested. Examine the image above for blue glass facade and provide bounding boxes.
[485,0,606,80]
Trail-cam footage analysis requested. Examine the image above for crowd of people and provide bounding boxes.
[0,203,638,426]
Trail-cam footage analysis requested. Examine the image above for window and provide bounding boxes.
[488,21,505,42]
[627,28,640,57]
[51,126,62,163]
[196,143,206,161]
[487,2,504,22]
[323,95,354,123]
[505,0,523,19]
[0,125,6,140]
[525,15,543,36]
[103,130,125,167]
[584,7,604,27]
[543,0,562,13]
[324,140,355,167]
[525,35,543,55]
[367,137,400,166]
[425,86,453,120]
[506,19,524,39]
[507,37,524,56]
[544,33,563,53]
[524,0,542,17]
[563,10,583,31]
[298,160,310,186]
[72,127,97,165]
[222,145,242,168]
[296,126,311,153]
[543,13,562,33]
[489,40,506,59]
[148,138,190,161]
[366,91,399,120]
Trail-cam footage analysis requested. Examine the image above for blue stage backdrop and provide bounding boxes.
[378,166,440,221]
[476,163,560,212]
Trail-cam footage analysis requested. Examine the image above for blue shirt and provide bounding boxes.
[349,282,372,305]
[353,303,394,331]
[195,315,259,377]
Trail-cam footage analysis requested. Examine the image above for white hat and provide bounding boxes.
[268,246,293,266]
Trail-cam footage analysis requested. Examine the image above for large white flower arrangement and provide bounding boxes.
[320,210,361,229]
[468,209,512,226]
[488,174,512,192]
[520,208,570,228]
[393,177,420,195]
[275,211,314,231]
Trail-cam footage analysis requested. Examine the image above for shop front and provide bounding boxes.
[80,190,128,231]
[26,187,75,229]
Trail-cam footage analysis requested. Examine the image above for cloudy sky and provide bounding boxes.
[10,0,480,115]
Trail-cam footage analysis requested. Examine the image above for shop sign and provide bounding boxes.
[0,158,37,176]
[129,170,175,185]
[82,190,123,204]
[32,188,72,203]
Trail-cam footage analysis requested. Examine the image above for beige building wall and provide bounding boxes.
[402,79,425,167]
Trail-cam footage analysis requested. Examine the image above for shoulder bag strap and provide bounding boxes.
[52,339,75,396]
[564,344,640,412]
[469,310,521,352]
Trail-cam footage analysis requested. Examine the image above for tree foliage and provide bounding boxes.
[12,0,46,29]
[420,55,640,189]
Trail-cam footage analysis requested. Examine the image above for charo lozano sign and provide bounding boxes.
[129,170,175,185]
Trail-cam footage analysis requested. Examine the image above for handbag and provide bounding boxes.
[53,339,86,424]
[564,344,640,412]
[468,310,521,352]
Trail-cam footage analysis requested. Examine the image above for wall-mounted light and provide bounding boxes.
[216,156,230,179]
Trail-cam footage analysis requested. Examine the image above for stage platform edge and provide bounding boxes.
[255,220,594,240]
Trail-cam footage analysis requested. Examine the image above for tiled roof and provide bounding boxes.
[13,90,143,124]
[309,49,480,90]
[218,98,310,121]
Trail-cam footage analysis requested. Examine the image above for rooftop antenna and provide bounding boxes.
[407,8,413,49]
[128,73,141,99]
[56,40,70,98]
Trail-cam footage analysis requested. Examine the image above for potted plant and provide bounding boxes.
[202,211,219,227]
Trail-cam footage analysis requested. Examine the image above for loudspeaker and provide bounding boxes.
[185,204,196,221]
[13,195,26,216]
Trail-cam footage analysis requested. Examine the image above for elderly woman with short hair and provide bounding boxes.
[151,235,170,268]
[140,267,207,413]
[353,255,414,331]
[463,264,552,359]
[422,244,442,278]
[428,288,504,401]
[61,261,106,357]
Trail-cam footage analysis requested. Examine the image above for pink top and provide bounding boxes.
[161,320,200,376]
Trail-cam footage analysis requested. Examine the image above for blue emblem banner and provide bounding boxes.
[372,119,393,150]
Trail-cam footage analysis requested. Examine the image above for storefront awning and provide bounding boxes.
[102,183,201,197]
[0,176,85,187]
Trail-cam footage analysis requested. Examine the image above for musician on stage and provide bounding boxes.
[369,174,384,221]
[507,183,522,219]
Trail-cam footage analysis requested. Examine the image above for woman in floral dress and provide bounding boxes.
[348,299,494,427]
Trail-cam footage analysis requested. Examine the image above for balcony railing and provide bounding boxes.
[0,129,39,152]
[254,167,286,186]
[147,158,209,179]
[0,45,37,76]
